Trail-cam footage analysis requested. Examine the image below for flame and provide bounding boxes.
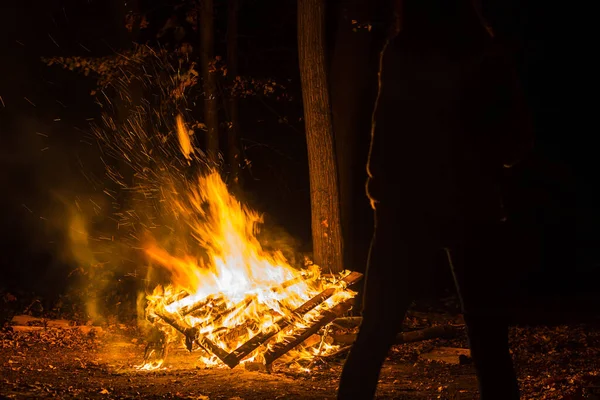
[175,114,194,161]
[139,116,356,370]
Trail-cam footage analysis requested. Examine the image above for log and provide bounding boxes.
[331,312,464,329]
[11,315,73,328]
[9,325,103,334]
[264,298,354,366]
[10,315,102,334]
[332,324,459,345]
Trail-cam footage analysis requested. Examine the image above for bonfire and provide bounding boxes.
[139,116,361,370]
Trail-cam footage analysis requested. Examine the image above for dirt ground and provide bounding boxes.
[1,321,600,400]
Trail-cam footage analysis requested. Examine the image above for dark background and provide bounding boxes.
[0,0,598,314]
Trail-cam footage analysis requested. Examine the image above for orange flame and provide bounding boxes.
[140,115,355,370]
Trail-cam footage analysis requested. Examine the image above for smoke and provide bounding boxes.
[2,44,308,326]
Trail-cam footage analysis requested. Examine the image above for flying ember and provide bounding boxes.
[139,116,359,370]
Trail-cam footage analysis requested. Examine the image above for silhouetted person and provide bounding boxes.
[337,1,532,399]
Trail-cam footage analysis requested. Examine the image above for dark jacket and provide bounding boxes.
[367,16,532,223]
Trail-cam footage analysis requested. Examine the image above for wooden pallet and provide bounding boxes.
[153,271,363,368]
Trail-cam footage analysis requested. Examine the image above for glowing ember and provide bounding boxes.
[139,116,358,370]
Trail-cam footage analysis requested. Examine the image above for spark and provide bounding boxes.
[79,43,91,53]
[48,34,60,47]
[24,97,36,107]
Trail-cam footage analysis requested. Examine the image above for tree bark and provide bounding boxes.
[227,0,242,186]
[199,0,220,163]
[298,0,344,274]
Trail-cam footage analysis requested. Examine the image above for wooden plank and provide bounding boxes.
[166,290,191,305]
[271,276,306,293]
[154,307,229,363]
[147,290,192,323]
[154,308,192,337]
[180,294,226,316]
[263,298,354,366]
[186,327,232,364]
[221,271,362,368]
[151,271,362,368]
[291,271,361,318]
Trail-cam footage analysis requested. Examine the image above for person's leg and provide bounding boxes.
[463,313,520,399]
[337,230,409,399]
[445,223,520,400]
[338,210,433,400]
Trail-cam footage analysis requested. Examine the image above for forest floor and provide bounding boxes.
[2,313,600,400]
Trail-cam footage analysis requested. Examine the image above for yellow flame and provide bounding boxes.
[138,115,355,370]
[176,114,193,161]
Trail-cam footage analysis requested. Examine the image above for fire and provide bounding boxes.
[139,116,357,370]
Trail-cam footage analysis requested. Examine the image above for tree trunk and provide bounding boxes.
[227,0,242,186]
[298,0,344,274]
[199,0,220,163]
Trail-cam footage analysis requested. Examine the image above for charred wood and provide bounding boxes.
[264,298,355,366]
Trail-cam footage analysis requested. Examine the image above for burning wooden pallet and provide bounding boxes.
[147,271,362,368]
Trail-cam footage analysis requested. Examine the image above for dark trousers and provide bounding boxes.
[337,205,520,399]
